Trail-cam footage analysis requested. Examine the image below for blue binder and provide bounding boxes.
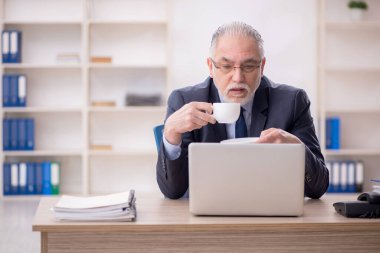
[10,75,18,106]
[10,119,19,150]
[3,119,11,151]
[17,75,27,107]
[9,30,22,63]
[3,163,12,195]
[26,163,36,194]
[10,163,19,195]
[347,161,356,193]
[18,162,27,195]
[1,31,10,63]
[35,162,43,194]
[18,118,27,150]
[26,118,35,150]
[2,74,12,106]
[326,117,340,150]
[42,161,52,195]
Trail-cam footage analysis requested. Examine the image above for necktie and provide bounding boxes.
[235,107,248,138]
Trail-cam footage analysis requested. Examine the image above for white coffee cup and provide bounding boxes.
[212,103,240,123]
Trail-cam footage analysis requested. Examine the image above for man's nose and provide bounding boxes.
[231,67,244,83]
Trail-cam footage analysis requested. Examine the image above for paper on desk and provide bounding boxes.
[54,190,133,210]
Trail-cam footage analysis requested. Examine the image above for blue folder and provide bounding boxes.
[10,163,19,195]
[35,163,43,194]
[18,118,27,150]
[1,31,10,63]
[2,74,12,106]
[10,119,18,150]
[17,75,27,107]
[26,118,35,150]
[3,119,11,151]
[9,75,19,106]
[3,163,12,195]
[42,161,52,195]
[26,163,36,194]
[9,30,22,63]
[18,162,27,195]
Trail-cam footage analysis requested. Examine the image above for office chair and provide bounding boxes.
[153,124,164,151]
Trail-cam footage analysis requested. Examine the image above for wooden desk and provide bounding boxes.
[33,193,380,253]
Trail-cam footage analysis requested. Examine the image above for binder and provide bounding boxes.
[347,161,356,193]
[51,162,60,195]
[355,161,364,192]
[3,163,12,195]
[42,161,52,195]
[3,119,11,151]
[18,162,27,194]
[26,118,35,150]
[18,75,27,107]
[332,162,340,193]
[10,163,19,195]
[18,118,27,150]
[2,74,12,106]
[10,118,19,150]
[326,117,340,149]
[35,162,43,194]
[10,74,19,106]
[26,163,36,194]
[1,31,10,63]
[9,31,21,63]
[340,162,348,192]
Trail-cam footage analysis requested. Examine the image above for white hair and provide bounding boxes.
[210,21,264,59]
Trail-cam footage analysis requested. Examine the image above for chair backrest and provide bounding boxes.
[153,124,164,151]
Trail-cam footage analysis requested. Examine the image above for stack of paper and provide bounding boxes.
[52,190,136,221]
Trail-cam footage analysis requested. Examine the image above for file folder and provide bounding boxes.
[10,75,19,106]
[51,162,60,195]
[10,163,19,195]
[347,162,356,193]
[26,118,35,150]
[35,162,43,194]
[3,119,11,150]
[10,119,18,150]
[2,74,12,106]
[340,162,348,192]
[9,31,21,63]
[3,163,12,195]
[326,117,340,149]
[326,161,333,192]
[355,161,364,192]
[1,31,10,63]
[18,118,27,150]
[42,161,52,195]
[26,163,36,194]
[18,75,27,106]
[332,162,340,192]
[19,162,27,194]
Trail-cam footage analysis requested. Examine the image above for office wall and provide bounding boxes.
[170,0,318,120]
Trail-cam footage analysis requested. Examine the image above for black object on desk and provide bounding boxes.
[333,192,380,218]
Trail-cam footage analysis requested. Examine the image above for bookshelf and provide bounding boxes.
[318,0,380,191]
[0,0,169,197]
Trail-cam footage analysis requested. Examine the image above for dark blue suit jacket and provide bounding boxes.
[157,76,329,199]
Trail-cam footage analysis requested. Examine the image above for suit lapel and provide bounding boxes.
[208,80,227,141]
[250,77,269,137]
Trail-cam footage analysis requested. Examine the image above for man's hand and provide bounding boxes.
[164,102,216,145]
[257,128,302,144]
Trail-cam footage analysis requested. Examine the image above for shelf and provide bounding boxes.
[2,150,83,157]
[89,63,167,69]
[89,149,156,156]
[324,149,380,156]
[324,66,380,72]
[2,107,83,113]
[325,21,380,29]
[325,109,380,114]
[89,20,167,25]
[1,64,82,69]
[3,20,82,25]
[89,106,166,113]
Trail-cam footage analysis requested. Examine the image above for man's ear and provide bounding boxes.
[260,57,266,77]
[207,58,213,78]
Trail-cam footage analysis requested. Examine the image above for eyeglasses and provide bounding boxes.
[210,58,261,74]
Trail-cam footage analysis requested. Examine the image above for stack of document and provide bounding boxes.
[52,190,136,222]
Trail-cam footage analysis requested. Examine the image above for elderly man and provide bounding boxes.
[157,22,329,199]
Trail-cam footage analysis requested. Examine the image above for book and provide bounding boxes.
[90,56,112,63]
[52,190,136,222]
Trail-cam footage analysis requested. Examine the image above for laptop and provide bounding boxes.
[188,143,305,216]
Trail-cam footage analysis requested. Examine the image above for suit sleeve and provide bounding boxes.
[156,90,193,199]
[291,89,329,199]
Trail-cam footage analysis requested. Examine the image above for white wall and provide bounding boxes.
[170,0,318,120]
